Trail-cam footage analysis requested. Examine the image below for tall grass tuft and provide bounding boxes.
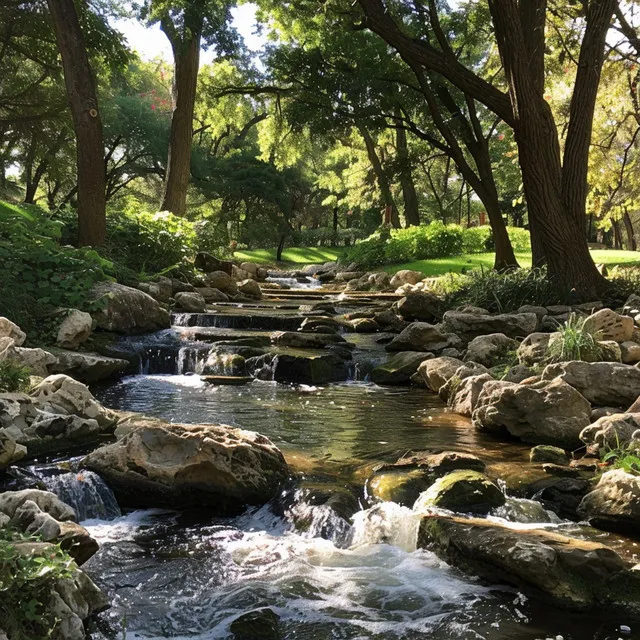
[544,313,603,363]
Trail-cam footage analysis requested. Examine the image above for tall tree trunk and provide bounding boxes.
[358,124,401,227]
[160,24,201,217]
[623,209,637,251]
[613,219,623,249]
[395,120,420,226]
[276,233,286,261]
[46,0,106,246]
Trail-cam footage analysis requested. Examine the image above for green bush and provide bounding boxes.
[443,267,572,313]
[0,201,110,341]
[0,360,31,392]
[461,226,492,254]
[0,528,76,640]
[507,227,531,252]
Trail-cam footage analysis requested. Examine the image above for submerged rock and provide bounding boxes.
[92,282,170,333]
[472,378,591,448]
[418,514,637,611]
[414,470,505,515]
[370,351,432,385]
[82,421,290,512]
[271,352,350,384]
[230,608,281,640]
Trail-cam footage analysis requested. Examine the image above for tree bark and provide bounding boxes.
[395,120,420,226]
[160,21,201,217]
[358,124,401,227]
[623,209,637,251]
[46,0,106,246]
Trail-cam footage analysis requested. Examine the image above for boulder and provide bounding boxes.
[50,350,128,383]
[530,445,569,465]
[541,361,640,407]
[385,322,450,353]
[583,308,634,343]
[390,270,424,288]
[271,331,346,349]
[195,287,230,303]
[0,430,26,469]
[30,374,115,428]
[350,317,380,333]
[396,292,442,322]
[517,305,548,321]
[442,311,538,341]
[0,317,26,346]
[204,270,237,294]
[82,421,290,511]
[578,469,640,534]
[417,356,464,392]
[194,252,233,274]
[0,489,76,521]
[269,352,350,384]
[418,514,634,611]
[17,413,105,455]
[56,310,93,349]
[598,340,622,362]
[448,373,494,417]
[472,378,591,448]
[517,333,553,366]
[92,282,170,333]
[174,291,207,312]
[414,470,505,515]
[5,345,58,377]
[620,341,640,364]
[370,352,432,385]
[237,279,262,300]
[580,413,640,449]
[202,352,247,377]
[464,333,518,367]
[373,309,408,333]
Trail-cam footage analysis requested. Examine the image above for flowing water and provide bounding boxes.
[29,291,640,639]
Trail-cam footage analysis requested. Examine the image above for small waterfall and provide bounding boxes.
[284,497,354,548]
[491,497,561,525]
[42,470,121,521]
[176,346,209,375]
[266,276,321,289]
[351,502,421,552]
[173,313,304,331]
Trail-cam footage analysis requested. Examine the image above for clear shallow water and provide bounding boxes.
[87,375,639,640]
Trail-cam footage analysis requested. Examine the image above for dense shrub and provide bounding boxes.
[0,201,110,340]
[342,222,529,269]
[0,360,31,392]
[442,267,573,313]
[291,227,367,248]
[0,528,76,640]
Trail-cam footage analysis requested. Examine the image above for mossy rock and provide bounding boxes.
[530,445,569,466]
[366,469,432,506]
[414,470,505,514]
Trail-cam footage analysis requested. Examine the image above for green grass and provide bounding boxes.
[383,250,640,277]
[234,246,347,266]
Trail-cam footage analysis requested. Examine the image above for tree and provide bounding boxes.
[354,0,624,297]
[46,0,107,246]
[143,0,237,216]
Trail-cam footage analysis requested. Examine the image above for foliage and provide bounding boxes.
[544,314,603,364]
[600,432,640,475]
[442,267,572,313]
[489,350,520,380]
[0,361,31,393]
[291,227,367,248]
[342,223,529,269]
[0,201,110,340]
[0,528,76,640]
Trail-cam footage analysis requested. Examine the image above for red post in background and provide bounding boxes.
[479,210,486,226]
[384,205,392,225]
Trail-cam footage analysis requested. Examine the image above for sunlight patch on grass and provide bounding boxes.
[234,246,346,266]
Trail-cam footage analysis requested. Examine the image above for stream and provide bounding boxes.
[24,288,640,639]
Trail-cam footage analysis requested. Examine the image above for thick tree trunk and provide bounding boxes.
[358,124,401,227]
[161,26,201,217]
[395,122,420,226]
[623,209,637,251]
[47,0,106,246]
[276,233,286,261]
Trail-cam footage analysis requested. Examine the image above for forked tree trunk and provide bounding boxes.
[47,0,106,246]
[161,25,201,217]
[395,123,420,226]
[358,124,401,228]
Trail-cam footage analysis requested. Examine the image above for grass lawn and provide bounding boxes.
[234,246,347,266]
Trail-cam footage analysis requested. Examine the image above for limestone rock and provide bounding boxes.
[464,333,518,367]
[18,413,104,455]
[174,291,207,312]
[448,373,494,417]
[204,270,237,294]
[530,445,569,465]
[0,317,26,346]
[542,360,640,407]
[92,282,170,333]
[194,252,233,274]
[580,412,640,449]
[370,351,432,385]
[396,292,442,322]
[390,269,424,288]
[271,330,346,349]
[237,279,262,300]
[30,374,115,428]
[583,308,634,342]
[0,340,58,377]
[472,378,591,448]
[82,421,290,511]
[442,311,538,341]
[517,333,553,366]
[0,489,76,521]
[417,356,465,392]
[50,350,128,383]
[414,470,505,515]
[385,322,450,353]
[373,309,407,333]
[56,310,93,349]
[0,430,26,469]
[195,287,230,303]
[578,469,640,534]
[620,341,640,364]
